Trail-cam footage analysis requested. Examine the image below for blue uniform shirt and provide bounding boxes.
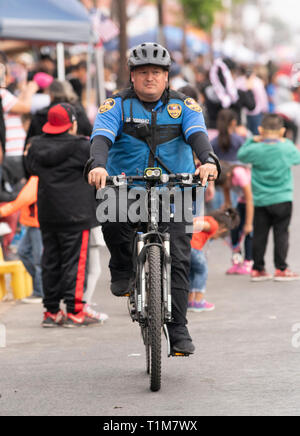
[91,89,208,176]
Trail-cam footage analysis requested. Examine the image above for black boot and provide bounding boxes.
[167,289,195,354]
[110,279,131,297]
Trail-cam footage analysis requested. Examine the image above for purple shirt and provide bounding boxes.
[211,133,245,162]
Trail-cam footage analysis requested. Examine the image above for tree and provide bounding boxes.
[180,0,223,31]
[178,0,245,60]
[179,0,245,32]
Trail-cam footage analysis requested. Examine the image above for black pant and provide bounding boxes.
[41,229,90,314]
[231,202,253,261]
[252,202,292,271]
[102,221,192,340]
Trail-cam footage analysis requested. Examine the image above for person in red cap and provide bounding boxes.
[25,103,100,327]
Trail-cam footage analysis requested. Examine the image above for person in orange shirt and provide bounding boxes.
[0,175,108,320]
[188,208,240,312]
[0,175,43,302]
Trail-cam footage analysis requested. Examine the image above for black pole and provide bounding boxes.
[157,0,166,46]
[116,0,128,90]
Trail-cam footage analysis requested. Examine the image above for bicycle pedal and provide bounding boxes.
[170,351,190,357]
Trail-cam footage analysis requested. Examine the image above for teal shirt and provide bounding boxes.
[237,138,300,207]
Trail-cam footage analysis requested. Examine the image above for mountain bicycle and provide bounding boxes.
[106,168,203,392]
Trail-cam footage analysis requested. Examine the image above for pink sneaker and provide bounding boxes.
[187,301,194,311]
[191,299,215,312]
[235,260,253,275]
[226,263,241,275]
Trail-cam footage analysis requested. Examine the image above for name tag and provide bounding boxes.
[125,117,150,124]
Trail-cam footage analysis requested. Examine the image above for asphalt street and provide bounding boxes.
[1,168,300,417]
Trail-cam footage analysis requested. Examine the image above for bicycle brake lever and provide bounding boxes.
[113,175,127,186]
[180,173,194,185]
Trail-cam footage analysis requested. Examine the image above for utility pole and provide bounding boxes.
[181,13,187,61]
[115,0,128,89]
[157,0,166,46]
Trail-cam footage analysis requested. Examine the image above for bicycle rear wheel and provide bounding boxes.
[147,245,162,392]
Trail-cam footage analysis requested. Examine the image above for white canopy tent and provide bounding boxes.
[0,0,106,105]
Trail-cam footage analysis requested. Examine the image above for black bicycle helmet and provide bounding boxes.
[128,42,171,70]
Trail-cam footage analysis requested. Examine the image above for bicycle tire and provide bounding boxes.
[140,323,150,374]
[143,326,150,375]
[148,245,162,392]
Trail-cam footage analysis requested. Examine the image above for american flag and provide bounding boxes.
[92,13,120,43]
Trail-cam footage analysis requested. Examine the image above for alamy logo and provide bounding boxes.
[96,186,204,233]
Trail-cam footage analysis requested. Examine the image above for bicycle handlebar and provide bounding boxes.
[106,172,204,187]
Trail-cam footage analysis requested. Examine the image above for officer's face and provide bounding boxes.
[131,65,168,102]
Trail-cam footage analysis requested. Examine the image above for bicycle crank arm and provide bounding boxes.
[163,324,171,357]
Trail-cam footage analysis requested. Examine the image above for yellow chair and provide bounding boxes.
[0,275,6,300]
[0,246,33,300]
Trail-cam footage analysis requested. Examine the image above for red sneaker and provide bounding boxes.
[274,269,300,281]
[63,310,103,327]
[251,269,272,282]
[42,310,65,328]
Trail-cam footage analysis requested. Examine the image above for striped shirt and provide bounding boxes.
[0,88,26,156]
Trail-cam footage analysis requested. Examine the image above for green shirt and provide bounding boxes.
[237,138,300,207]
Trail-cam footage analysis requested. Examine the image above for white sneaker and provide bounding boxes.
[83,304,109,323]
[0,222,12,237]
[21,295,43,304]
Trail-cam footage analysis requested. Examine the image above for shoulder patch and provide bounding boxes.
[184,98,202,113]
[167,103,182,119]
[98,98,116,114]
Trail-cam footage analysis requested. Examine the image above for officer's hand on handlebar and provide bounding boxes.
[195,163,218,187]
[88,167,109,190]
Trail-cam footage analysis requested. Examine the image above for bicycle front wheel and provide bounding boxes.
[147,245,162,392]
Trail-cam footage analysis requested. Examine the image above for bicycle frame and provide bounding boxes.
[129,179,172,334]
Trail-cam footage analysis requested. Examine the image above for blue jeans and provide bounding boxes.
[18,227,44,297]
[189,248,208,293]
[247,113,263,135]
[205,187,239,212]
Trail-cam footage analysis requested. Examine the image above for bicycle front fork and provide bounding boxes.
[136,232,172,324]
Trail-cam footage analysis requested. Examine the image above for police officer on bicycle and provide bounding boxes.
[87,42,219,355]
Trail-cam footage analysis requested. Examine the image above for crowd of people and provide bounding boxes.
[0,49,108,325]
[0,43,300,352]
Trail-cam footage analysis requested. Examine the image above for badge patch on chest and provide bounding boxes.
[167,103,182,119]
[184,98,202,113]
[98,98,116,114]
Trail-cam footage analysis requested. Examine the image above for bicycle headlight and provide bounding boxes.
[146,169,153,177]
[144,167,162,179]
